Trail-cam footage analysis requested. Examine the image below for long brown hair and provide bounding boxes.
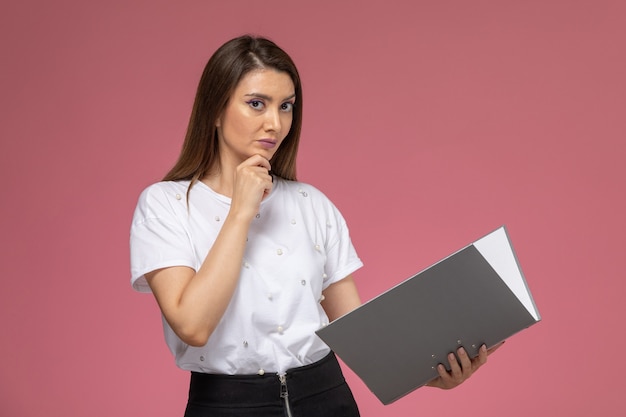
[163,35,303,186]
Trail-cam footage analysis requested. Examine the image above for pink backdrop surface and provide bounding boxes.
[1,1,624,416]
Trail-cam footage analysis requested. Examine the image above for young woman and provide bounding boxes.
[130,35,491,417]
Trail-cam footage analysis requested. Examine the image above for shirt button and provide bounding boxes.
[290,219,296,225]
[267,293,273,301]
[215,216,220,222]
[276,249,283,256]
[300,280,306,286]
[199,355,205,361]
[314,244,321,251]
[277,326,284,334]
[258,369,265,376]
[175,194,182,200]
[243,340,248,348]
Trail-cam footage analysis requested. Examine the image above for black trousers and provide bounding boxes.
[184,352,360,417]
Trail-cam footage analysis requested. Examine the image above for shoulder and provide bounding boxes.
[274,177,330,200]
[273,177,335,206]
[137,181,189,201]
[273,177,345,219]
[133,181,191,221]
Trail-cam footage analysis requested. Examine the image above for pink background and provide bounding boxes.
[1,1,625,416]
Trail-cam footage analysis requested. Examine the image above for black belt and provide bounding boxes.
[187,352,346,407]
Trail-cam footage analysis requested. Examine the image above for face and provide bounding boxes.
[216,68,296,168]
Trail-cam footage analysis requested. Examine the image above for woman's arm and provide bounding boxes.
[145,211,251,346]
[146,155,274,347]
[321,275,362,322]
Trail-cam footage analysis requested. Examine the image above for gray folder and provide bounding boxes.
[316,226,540,405]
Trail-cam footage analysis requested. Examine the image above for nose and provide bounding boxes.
[264,108,281,133]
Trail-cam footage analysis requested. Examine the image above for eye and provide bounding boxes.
[247,100,265,110]
[280,102,294,112]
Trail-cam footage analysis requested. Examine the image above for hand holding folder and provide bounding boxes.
[425,341,503,390]
[316,226,541,404]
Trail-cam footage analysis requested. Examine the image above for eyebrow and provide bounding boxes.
[244,92,296,101]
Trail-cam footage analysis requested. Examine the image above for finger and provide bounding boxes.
[246,154,271,171]
[446,351,464,380]
[424,370,450,390]
[435,351,465,389]
[262,176,274,200]
[456,347,474,376]
[433,364,453,389]
[471,344,488,372]
[435,363,448,379]
[245,165,273,181]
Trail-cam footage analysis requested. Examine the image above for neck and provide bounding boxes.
[202,174,233,198]
[201,160,235,197]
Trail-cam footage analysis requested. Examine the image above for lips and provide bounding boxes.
[257,139,277,149]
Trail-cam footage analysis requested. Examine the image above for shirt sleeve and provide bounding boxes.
[129,183,196,293]
[311,188,363,290]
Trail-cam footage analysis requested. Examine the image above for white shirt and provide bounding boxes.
[130,177,363,374]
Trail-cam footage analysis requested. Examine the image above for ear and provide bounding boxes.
[215,116,221,128]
